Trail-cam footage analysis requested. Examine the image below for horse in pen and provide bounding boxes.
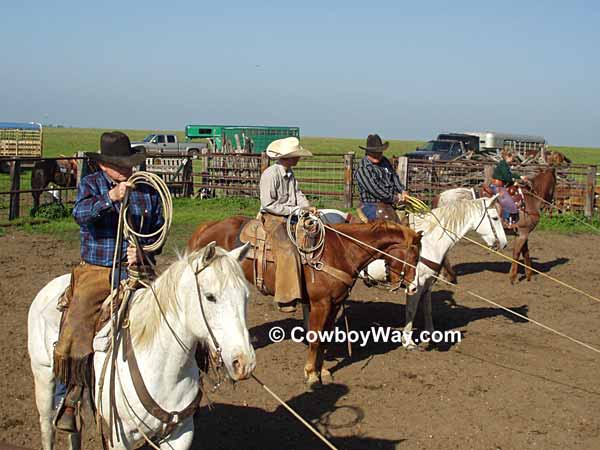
[436,167,556,284]
[30,157,79,212]
[187,216,422,387]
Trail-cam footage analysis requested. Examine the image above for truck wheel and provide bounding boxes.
[188,149,199,159]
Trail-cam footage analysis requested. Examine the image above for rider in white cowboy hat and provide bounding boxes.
[259,137,316,313]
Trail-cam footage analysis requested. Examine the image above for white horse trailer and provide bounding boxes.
[462,131,547,160]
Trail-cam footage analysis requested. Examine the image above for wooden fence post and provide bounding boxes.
[183,158,193,197]
[260,152,269,173]
[584,165,597,218]
[483,164,494,185]
[344,152,354,208]
[9,160,21,220]
[76,151,87,185]
[396,156,408,189]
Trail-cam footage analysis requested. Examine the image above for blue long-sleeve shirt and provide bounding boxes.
[73,170,164,268]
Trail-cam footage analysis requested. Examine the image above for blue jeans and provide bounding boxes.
[54,382,67,409]
[359,203,378,221]
[489,184,517,220]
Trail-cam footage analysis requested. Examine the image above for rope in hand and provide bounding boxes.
[403,194,600,304]
[286,209,326,253]
[106,170,173,445]
[320,222,600,356]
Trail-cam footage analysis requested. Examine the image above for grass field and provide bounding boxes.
[1,128,598,241]
[38,128,600,163]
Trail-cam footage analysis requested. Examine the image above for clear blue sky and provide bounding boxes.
[1,0,598,146]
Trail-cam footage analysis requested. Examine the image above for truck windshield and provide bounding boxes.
[420,141,452,152]
[143,134,156,142]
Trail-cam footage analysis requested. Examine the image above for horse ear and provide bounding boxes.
[201,241,217,265]
[229,242,251,262]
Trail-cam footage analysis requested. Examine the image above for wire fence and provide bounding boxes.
[0,157,81,222]
[1,153,598,222]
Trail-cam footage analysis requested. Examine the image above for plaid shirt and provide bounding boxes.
[354,156,405,204]
[73,170,164,267]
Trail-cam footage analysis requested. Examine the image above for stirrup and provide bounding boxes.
[53,396,81,434]
[275,299,297,313]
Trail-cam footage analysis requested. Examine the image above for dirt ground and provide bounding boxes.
[1,230,599,450]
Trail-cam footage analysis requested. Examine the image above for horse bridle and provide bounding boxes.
[474,199,501,248]
[370,241,420,292]
[191,260,224,373]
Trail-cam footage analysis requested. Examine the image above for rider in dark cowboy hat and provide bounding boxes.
[53,131,164,433]
[354,134,409,222]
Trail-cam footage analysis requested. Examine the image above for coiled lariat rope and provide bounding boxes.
[106,171,173,446]
[403,194,600,304]
[286,209,327,271]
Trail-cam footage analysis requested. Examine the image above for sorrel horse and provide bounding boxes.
[29,243,255,450]
[188,217,422,387]
[31,157,78,210]
[437,167,556,284]
[320,197,507,349]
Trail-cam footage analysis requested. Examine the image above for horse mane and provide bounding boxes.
[411,198,486,234]
[129,246,247,349]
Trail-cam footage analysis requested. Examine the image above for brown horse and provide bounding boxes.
[188,216,422,387]
[504,167,556,283]
[437,168,556,284]
[542,150,571,166]
[31,157,78,210]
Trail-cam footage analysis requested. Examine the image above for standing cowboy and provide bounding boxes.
[53,131,164,433]
[354,134,408,222]
[490,149,528,228]
[258,137,315,313]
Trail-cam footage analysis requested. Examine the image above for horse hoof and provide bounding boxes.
[403,342,418,351]
[320,368,333,383]
[305,373,322,389]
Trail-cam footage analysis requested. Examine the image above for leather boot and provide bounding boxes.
[509,213,520,228]
[54,385,82,433]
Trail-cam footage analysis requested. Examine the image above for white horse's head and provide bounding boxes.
[472,195,507,250]
[186,242,255,381]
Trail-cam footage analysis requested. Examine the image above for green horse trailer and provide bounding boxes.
[185,125,300,153]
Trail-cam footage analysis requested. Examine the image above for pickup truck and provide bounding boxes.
[131,134,207,158]
[405,139,467,161]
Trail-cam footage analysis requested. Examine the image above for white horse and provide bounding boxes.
[28,242,255,450]
[320,197,507,349]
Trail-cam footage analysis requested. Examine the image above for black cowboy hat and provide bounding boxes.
[359,134,389,152]
[85,131,146,168]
